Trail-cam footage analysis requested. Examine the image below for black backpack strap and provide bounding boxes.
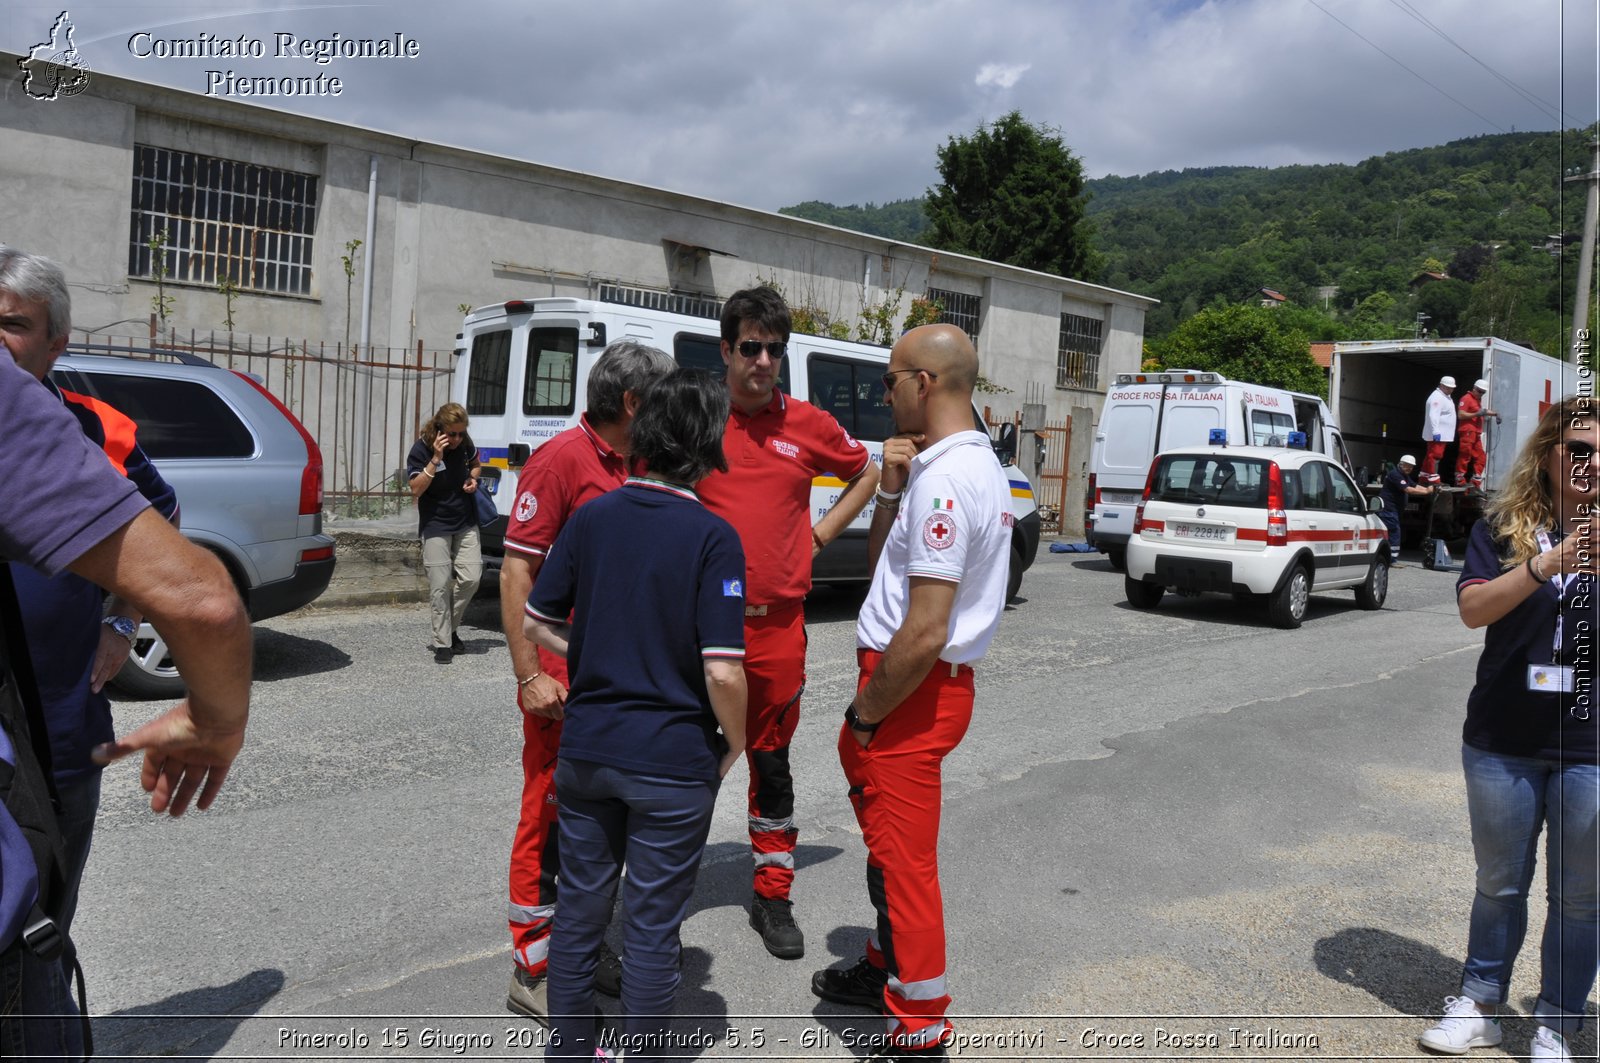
[0,563,69,954]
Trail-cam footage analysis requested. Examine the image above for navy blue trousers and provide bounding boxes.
[544,759,718,1063]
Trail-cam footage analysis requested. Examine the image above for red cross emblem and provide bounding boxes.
[922,513,956,550]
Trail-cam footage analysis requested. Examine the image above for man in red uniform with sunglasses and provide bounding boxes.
[698,286,878,960]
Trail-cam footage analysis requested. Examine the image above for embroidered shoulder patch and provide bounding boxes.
[922,512,957,550]
[515,492,538,522]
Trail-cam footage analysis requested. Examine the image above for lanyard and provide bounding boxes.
[1534,529,1582,663]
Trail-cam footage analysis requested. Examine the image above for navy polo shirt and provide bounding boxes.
[527,478,747,781]
[1457,520,1596,763]
[1380,466,1415,515]
[407,436,476,538]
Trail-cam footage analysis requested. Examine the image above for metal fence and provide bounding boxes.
[984,406,1071,535]
[70,330,456,517]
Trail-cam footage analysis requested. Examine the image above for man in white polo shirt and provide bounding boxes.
[810,324,1011,1061]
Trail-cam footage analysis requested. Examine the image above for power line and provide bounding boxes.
[1302,0,1506,133]
[1388,0,1577,127]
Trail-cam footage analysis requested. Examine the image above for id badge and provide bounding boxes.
[1528,664,1575,694]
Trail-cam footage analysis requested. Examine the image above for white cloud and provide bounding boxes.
[975,62,1031,89]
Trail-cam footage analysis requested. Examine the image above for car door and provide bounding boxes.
[1289,460,1341,586]
[1327,462,1377,581]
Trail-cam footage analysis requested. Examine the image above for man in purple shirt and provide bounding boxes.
[0,332,254,1060]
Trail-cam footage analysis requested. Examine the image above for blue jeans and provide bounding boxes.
[1459,744,1599,1036]
[545,759,718,1063]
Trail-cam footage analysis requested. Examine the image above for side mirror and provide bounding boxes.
[1368,496,1384,514]
[992,423,1017,465]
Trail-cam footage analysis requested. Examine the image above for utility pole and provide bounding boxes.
[1566,137,1599,358]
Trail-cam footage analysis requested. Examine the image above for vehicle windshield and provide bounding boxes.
[1150,455,1269,507]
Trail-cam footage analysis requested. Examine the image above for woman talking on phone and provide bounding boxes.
[1418,394,1596,1062]
[407,401,483,663]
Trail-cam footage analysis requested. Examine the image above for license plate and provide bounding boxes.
[1102,490,1142,504]
[1172,521,1230,542]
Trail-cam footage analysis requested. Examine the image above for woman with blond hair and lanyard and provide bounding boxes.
[407,401,483,663]
[1418,394,1596,1062]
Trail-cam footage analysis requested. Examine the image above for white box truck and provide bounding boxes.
[1329,336,1582,542]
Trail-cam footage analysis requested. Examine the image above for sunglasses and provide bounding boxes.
[1558,439,1595,460]
[880,367,938,391]
[736,339,787,359]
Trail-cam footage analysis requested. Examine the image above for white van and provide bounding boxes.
[452,296,1043,598]
[1085,370,1349,569]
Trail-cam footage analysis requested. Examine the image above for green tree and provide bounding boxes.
[1151,304,1326,396]
[1415,278,1472,337]
[925,111,1098,279]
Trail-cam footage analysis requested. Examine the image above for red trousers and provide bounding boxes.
[1454,432,1485,484]
[839,650,974,1049]
[508,647,566,975]
[1421,440,1448,478]
[743,603,806,900]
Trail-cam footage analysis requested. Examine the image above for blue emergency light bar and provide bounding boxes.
[1208,428,1228,445]
[1287,431,1307,449]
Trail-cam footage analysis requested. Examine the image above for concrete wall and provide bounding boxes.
[1,53,1155,430]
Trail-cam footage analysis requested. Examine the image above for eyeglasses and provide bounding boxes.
[880,368,938,392]
[1558,439,1595,460]
[736,340,787,359]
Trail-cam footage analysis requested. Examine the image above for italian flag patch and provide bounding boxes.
[933,497,954,512]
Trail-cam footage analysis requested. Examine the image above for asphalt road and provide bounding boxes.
[75,549,1597,1061]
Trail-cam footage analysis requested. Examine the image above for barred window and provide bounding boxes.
[128,145,318,296]
[925,287,980,341]
[1057,312,1104,390]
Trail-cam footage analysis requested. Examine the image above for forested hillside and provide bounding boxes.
[780,129,1598,357]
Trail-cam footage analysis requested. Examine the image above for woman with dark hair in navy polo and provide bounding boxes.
[523,368,748,1063]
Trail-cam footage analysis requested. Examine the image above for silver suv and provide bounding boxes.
[53,348,335,696]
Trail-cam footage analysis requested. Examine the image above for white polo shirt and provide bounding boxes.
[856,430,1012,665]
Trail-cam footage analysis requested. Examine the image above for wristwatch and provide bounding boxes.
[845,701,879,732]
[103,615,138,643]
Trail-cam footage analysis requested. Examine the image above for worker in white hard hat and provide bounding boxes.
[1454,379,1499,488]
[1379,454,1437,567]
[1420,376,1457,484]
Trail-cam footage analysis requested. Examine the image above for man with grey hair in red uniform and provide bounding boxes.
[811,324,1011,1061]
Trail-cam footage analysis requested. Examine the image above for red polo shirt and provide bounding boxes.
[699,390,871,605]
[505,415,629,558]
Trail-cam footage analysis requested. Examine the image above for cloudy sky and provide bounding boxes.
[4,1,1598,212]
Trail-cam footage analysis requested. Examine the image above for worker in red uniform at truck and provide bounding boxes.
[697,286,878,960]
[1454,378,1498,488]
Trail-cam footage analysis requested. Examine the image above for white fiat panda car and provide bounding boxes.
[1123,443,1389,628]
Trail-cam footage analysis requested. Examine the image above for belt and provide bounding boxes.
[745,599,802,618]
[857,648,972,678]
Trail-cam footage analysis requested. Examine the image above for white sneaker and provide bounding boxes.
[1418,995,1502,1054]
[1530,1025,1572,1061]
